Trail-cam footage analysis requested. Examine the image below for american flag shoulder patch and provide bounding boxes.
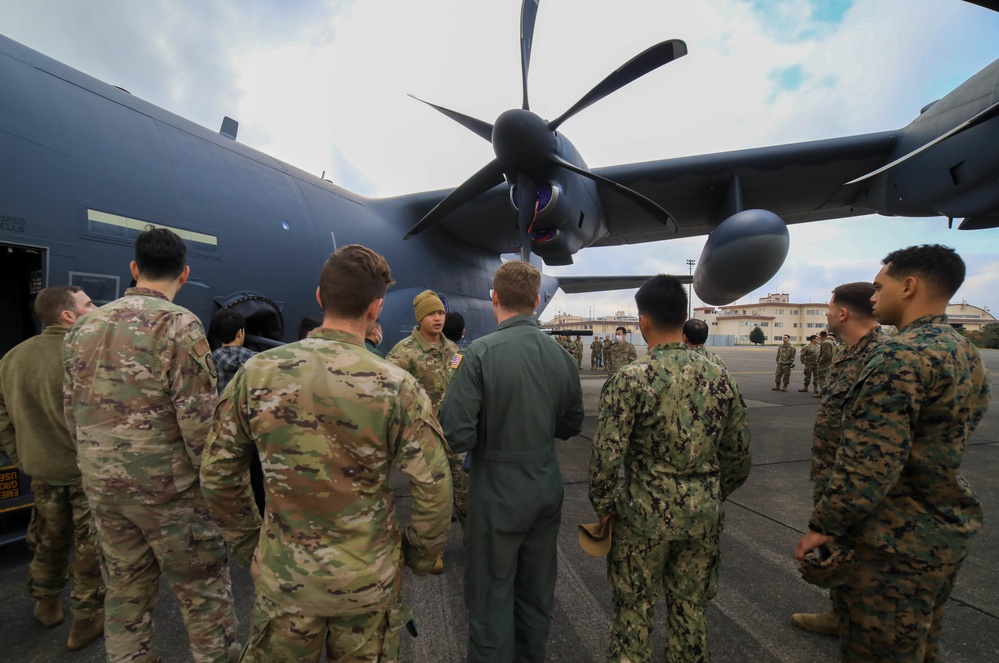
[450,354,464,369]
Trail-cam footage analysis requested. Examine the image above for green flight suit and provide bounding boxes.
[440,314,584,663]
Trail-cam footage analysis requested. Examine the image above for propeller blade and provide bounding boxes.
[407,93,494,142]
[846,99,999,185]
[548,153,677,233]
[520,0,541,110]
[548,39,687,131]
[405,159,506,238]
[516,172,538,260]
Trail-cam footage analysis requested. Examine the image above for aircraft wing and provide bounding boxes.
[555,275,690,293]
[387,130,900,254]
[590,130,899,246]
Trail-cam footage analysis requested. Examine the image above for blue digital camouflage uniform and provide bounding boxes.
[808,315,989,662]
[386,327,467,532]
[774,341,796,389]
[589,343,751,663]
[0,325,104,623]
[440,314,584,663]
[63,287,237,663]
[201,328,452,663]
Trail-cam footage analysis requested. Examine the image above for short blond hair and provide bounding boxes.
[493,261,540,313]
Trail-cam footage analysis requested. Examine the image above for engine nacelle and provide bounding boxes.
[693,209,789,306]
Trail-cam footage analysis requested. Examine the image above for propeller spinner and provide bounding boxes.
[405,0,686,261]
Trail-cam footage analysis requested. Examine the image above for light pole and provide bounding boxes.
[686,258,696,320]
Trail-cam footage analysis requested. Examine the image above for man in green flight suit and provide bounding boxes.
[440,260,584,663]
[589,275,751,663]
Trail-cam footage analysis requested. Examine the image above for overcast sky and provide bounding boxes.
[4,0,999,318]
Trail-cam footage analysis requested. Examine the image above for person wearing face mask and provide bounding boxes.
[365,318,384,357]
[606,326,638,375]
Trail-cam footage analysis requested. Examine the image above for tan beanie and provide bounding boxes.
[413,289,445,323]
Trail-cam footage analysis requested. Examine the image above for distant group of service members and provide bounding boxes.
[0,228,988,663]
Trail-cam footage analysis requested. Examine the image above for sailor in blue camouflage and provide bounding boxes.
[201,245,452,663]
[63,229,237,663]
[590,276,751,663]
[797,246,990,662]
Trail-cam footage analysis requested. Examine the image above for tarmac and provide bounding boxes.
[1,345,997,662]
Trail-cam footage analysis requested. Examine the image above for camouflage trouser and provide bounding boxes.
[591,351,599,370]
[607,519,719,663]
[815,365,832,393]
[239,591,410,663]
[91,491,238,663]
[834,545,960,663]
[774,363,792,387]
[26,479,105,619]
[574,353,582,369]
[449,452,468,533]
[802,364,816,389]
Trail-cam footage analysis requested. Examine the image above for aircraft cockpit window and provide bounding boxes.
[86,209,218,255]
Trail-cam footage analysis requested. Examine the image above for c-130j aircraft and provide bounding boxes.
[1,1,998,531]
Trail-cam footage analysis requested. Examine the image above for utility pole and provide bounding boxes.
[686,258,696,320]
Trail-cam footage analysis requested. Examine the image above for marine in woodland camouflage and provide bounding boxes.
[809,315,989,566]
[809,327,887,503]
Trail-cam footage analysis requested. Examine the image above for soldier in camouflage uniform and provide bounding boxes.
[590,276,751,663]
[590,337,602,370]
[814,330,836,396]
[63,229,237,663]
[606,326,638,375]
[602,335,613,371]
[798,335,820,392]
[201,245,452,663]
[0,286,105,651]
[796,245,990,661]
[573,335,584,369]
[772,334,795,391]
[440,261,583,663]
[387,289,466,565]
[682,318,727,369]
[790,283,886,637]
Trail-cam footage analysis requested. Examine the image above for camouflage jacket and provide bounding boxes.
[200,328,452,614]
[691,345,728,370]
[817,339,836,367]
[589,342,752,538]
[809,315,990,564]
[800,343,819,367]
[0,326,80,483]
[606,340,638,374]
[809,326,887,497]
[63,288,216,505]
[775,343,796,365]
[386,328,458,416]
[572,339,583,357]
[590,339,602,354]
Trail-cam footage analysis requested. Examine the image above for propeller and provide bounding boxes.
[405,0,686,252]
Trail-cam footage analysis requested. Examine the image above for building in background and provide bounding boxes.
[540,311,639,342]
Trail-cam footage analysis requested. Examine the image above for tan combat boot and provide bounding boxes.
[67,614,104,651]
[791,609,838,636]
[33,596,65,628]
[798,387,809,392]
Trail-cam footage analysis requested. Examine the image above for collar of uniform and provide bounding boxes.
[309,327,363,346]
[123,286,169,301]
[496,314,538,331]
[648,342,686,354]
[898,314,949,332]
[40,325,70,338]
[409,326,442,352]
